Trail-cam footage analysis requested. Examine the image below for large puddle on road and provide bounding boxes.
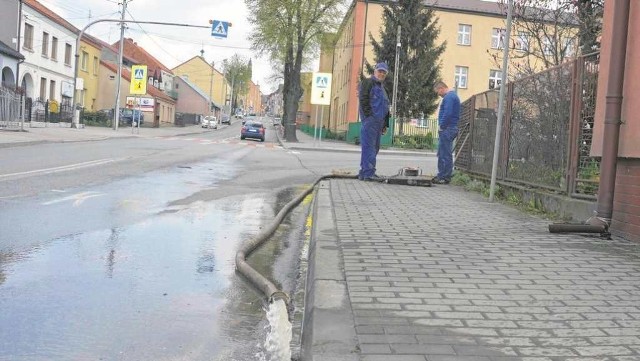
[0,160,307,361]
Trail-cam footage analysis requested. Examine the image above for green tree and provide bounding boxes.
[222,55,251,113]
[246,0,346,141]
[366,0,446,124]
[494,0,603,77]
[572,0,603,54]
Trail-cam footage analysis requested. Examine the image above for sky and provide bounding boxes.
[36,0,283,94]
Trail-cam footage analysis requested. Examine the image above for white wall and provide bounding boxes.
[161,70,174,93]
[1,56,20,86]
[18,5,76,101]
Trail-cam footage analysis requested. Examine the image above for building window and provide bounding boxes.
[51,37,58,60]
[40,77,47,99]
[64,43,72,65]
[491,28,504,49]
[81,51,88,71]
[457,24,471,46]
[563,38,576,58]
[515,32,529,52]
[42,32,49,57]
[93,56,98,75]
[543,37,554,56]
[23,23,34,50]
[454,66,468,89]
[489,70,502,89]
[49,80,56,100]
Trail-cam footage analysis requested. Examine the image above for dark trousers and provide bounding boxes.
[437,127,458,180]
[359,117,383,179]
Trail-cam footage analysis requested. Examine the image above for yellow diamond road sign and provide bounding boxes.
[310,72,332,106]
[130,65,147,95]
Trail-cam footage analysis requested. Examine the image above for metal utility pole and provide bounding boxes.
[391,25,401,123]
[221,66,226,118]
[113,0,128,131]
[228,74,235,118]
[209,61,214,115]
[489,0,513,202]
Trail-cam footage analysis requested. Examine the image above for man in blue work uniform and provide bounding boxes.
[358,62,391,181]
[432,81,460,184]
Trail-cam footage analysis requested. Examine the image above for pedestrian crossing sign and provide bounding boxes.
[130,65,147,95]
[310,72,332,105]
[211,20,229,38]
[133,68,144,80]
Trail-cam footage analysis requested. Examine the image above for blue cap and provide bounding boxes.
[375,62,389,73]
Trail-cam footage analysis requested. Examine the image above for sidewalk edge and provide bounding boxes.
[301,180,359,361]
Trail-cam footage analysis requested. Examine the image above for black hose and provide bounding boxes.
[235,173,357,304]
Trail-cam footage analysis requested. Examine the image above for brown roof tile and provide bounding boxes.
[23,0,79,34]
[114,38,172,75]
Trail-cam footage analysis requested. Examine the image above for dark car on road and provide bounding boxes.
[120,108,144,126]
[220,115,231,125]
[240,121,265,142]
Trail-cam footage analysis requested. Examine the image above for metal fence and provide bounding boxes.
[23,97,74,126]
[455,52,601,199]
[393,118,439,149]
[0,86,22,129]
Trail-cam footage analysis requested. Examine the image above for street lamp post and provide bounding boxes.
[391,25,401,127]
[209,61,214,116]
[489,0,514,202]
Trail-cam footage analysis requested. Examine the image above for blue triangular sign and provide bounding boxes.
[211,20,228,38]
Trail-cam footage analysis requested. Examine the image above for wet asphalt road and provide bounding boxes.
[0,118,435,360]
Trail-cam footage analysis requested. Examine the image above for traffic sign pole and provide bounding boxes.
[319,105,324,144]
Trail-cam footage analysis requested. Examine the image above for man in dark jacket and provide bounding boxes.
[358,62,391,181]
[433,81,460,184]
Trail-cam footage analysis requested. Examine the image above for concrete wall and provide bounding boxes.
[0,0,20,47]
[612,159,640,242]
[96,62,128,112]
[174,76,209,115]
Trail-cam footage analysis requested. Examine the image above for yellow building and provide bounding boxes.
[78,34,103,111]
[172,56,228,111]
[327,0,578,133]
[246,80,263,115]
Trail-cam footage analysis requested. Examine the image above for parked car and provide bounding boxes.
[201,116,218,129]
[273,117,282,126]
[220,115,231,125]
[120,108,144,126]
[241,121,265,142]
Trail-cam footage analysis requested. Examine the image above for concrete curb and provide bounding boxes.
[285,145,435,157]
[301,180,359,361]
[0,126,215,149]
[275,127,435,157]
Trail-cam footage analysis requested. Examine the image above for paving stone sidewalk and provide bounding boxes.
[307,178,640,361]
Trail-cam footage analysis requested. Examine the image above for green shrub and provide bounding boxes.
[451,173,471,186]
[392,133,435,149]
[82,111,111,127]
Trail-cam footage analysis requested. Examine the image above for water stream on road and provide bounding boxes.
[261,299,293,361]
[0,159,309,361]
